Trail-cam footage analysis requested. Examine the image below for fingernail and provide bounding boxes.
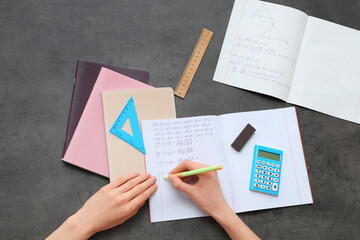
[151,176,157,182]
[145,172,151,177]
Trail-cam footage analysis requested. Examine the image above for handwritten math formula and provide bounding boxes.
[148,117,216,177]
[229,36,294,89]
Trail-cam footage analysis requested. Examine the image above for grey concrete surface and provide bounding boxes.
[1,0,359,239]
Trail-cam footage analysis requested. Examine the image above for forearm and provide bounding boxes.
[46,213,94,240]
[213,207,260,240]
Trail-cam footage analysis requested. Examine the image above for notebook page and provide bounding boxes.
[213,0,308,101]
[142,116,233,222]
[288,17,360,124]
[219,107,313,213]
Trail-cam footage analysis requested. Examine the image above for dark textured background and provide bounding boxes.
[1,0,359,239]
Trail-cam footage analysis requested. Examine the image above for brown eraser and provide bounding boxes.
[231,124,256,152]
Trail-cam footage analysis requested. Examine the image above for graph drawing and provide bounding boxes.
[252,3,273,20]
[260,23,288,44]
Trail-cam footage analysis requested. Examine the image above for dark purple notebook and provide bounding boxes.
[62,60,149,157]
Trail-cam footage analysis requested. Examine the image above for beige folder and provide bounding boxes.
[102,87,176,182]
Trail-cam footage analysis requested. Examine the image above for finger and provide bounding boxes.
[182,175,199,185]
[130,184,158,209]
[116,172,151,194]
[124,176,157,201]
[168,175,193,196]
[183,175,198,184]
[170,160,209,174]
[128,201,146,219]
[107,172,140,190]
[123,207,141,223]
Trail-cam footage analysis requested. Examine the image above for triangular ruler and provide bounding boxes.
[110,96,146,154]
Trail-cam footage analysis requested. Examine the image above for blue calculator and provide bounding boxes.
[249,145,283,196]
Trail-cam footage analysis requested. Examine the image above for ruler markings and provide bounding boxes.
[174,28,213,98]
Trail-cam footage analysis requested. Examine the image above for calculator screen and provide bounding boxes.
[258,150,280,161]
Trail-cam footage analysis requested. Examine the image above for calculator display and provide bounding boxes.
[258,150,280,161]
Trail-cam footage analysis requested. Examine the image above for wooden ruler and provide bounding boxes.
[174,28,213,98]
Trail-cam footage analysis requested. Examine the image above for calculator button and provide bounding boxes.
[256,165,261,169]
[275,169,280,173]
[266,186,271,190]
[272,183,278,191]
[276,164,280,168]
[267,181,272,185]
[274,178,279,182]
[255,179,259,183]
[262,166,267,170]
[260,185,265,189]
[262,170,267,175]
[255,169,261,173]
[271,163,275,167]
[274,173,279,177]
[257,160,260,164]
[255,174,260,178]
[262,161,266,165]
[254,183,259,188]
[267,162,270,166]
[261,180,266,184]
[269,167,273,171]
[267,176,272,181]
[268,172,273,176]
[261,175,266,179]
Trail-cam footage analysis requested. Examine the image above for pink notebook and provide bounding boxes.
[62,68,152,177]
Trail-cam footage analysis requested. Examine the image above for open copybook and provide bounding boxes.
[214,0,360,124]
[142,107,313,222]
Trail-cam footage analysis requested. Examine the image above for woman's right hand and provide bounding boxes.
[168,160,232,219]
[168,160,260,240]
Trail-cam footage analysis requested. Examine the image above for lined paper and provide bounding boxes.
[214,0,360,124]
[142,107,312,222]
[219,107,313,213]
[142,116,233,222]
[213,0,307,101]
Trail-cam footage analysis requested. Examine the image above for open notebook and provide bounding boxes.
[142,107,313,222]
[214,0,360,124]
